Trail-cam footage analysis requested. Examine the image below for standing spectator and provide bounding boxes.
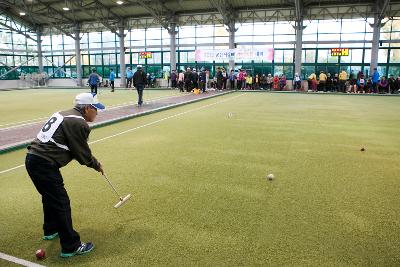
[396,75,400,94]
[294,73,301,91]
[199,69,206,93]
[205,69,210,90]
[228,70,236,90]
[266,73,273,90]
[279,74,287,90]
[318,71,327,91]
[388,74,397,94]
[26,92,105,258]
[192,69,199,89]
[308,73,316,91]
[339,70,347,93]
[221,68,227,90]
[126,67,133,88]
[237,69,245,90]
[254,74,260,90]
[109,68,115,92]
[178,70,184,92]
[332,73,339,92]
[88,69,99,94]
[246,73,253,90]
[378,76,389,94]
[132,65,147,105]
[371,68,380,93]
[326,73,332,92]
[165,71,170,87]
[260,74,267,90]
[216,67,223,90]
[170,70,177,89]
[184,67,193,92]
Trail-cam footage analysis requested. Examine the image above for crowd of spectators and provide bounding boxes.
[306,68,400,94]
[167,67,400,94]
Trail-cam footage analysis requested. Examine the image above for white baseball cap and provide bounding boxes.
[75,93,105,110]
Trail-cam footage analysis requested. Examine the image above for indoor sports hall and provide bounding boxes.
[1,0,399,266]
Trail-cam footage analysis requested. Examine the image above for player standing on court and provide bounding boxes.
[109,68,115,92]
[25,92,105,258]
[132,65,147,106]
[88,69,100,94]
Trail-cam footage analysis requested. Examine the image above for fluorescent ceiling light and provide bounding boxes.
[116,1,123,4]
[63,7,70,11]
[19,12,26,16]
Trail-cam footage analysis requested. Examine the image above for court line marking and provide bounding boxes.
[0,252,45,267]
[0,93,185,130]
[0,93,245,175]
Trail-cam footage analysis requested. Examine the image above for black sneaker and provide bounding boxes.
[60,242,95,258]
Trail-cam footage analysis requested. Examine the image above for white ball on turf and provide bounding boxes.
[267,173,274,180]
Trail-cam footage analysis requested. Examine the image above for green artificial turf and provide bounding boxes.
[0,93,399,266]
[0,88,181,127]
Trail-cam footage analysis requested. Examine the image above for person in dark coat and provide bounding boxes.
[216,67,223,90]
[199,69,207,93]
[184,67,193,92]
[132,65,147,105]
[192,69,199,89]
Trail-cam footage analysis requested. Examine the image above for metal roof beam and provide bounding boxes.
[0,20,36,42]
[377,0,390,21]
[132,0,174,32]
[70,0,122,35]
[208,0,237,32]
[294,0,303,21]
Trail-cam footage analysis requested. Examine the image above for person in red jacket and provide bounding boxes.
[273,74,279,90]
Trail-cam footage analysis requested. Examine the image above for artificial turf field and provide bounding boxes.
[0,91,399,266]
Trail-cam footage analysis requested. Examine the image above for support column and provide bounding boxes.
[294,20,304,77]
[119,23,126,88]
[370,13,381,72]
[169,23,177,72]
[37,29,44,73]
[228,28,235,71]
[74,24,82,87]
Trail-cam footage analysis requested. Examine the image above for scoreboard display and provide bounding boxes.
[330,48,349,56]
[140,51,152,59]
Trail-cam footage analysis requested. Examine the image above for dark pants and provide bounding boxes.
[172,80,177,88]
[90,84,97,94]
[110,81,115,91]
[199,81,206,92]
[229,80,235,90]
[136,84,144,105]
[127,78,132,88]
[25,153,81,253]
[178,81,184,92]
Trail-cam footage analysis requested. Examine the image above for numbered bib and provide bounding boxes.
[37,112,64,143]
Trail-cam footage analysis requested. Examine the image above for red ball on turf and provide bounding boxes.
[35,249,45,260]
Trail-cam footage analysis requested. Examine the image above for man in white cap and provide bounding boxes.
[25,92,105,258]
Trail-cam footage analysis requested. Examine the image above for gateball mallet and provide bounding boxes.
[102,173,131,208]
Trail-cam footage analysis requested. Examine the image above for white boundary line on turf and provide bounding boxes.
[0,93,185,130]
[0,252,45,267]
[0,93,245,175]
